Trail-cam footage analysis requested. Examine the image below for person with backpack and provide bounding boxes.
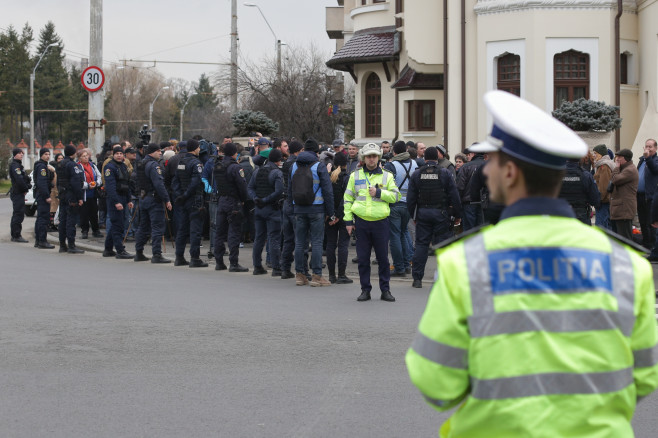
[326,152,353,284]
[280,141,306,279]
[344,143,400,302]
[384,141,419,277]
[288,138,336,287]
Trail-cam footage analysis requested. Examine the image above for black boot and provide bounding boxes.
[174,256,189,266]
[36,241,55,249]
[215,260,227,270]
[189,257,208,268]
[328,273,337,284]
[271,269,282,277]
[412,279,423,288]
[207,250,214,260]
[280,270,295,279]
[336,270,353,284]
[381,290,396,302]
[357,290,371,302]
[229,264,249,272]
[134,250,150,262]
[59,242,68,253]
[115,249,134,259]
[253,266,268,275]
[68,246,85,254]
[81,231,88,239]
[11,236,28,243]
[151,253,171,264]
[103,249,116,257]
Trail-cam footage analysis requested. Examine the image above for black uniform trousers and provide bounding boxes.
[135,195,166,255]
[10,191,25,238]
[79,197,100,233]
[175,197,204,258]
[412,208,453,281]
[326,219,349,276]
[637,192,654,248]
[34,194,50,242]
[59,194,80,245]
[355,216,390,293]
[214,196,242,265]
[253,204,281,269]
[105,198,127,252]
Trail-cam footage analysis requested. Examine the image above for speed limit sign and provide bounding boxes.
[81,66,105,92]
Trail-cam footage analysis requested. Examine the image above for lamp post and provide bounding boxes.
[180,92,198,141]
[244,2,282,81]
[149,86,170,140]
[29,42,59,169]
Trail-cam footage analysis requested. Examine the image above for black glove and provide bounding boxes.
[254,197,265,208]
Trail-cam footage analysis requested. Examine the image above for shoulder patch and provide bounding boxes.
[431,224,490,252]
[597,226,649,254]
[74,167,81,174]
[156,167,162,175]
[197,163,203,173]
[40,169,47,177]
[239,168,245,178]
[15,169,21,175]
[105,169,111,177]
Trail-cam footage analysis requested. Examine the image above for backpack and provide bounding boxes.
[292,162,320,206]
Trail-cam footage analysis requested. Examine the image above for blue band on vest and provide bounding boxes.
[492,124,567,170]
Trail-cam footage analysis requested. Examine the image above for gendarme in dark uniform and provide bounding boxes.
[172,139,207,268]
[56,145,85,254]
[8,148,31,243]
[33,148,55,249]
[103,146,133,259]
[558,158,601,225]
[134,143,173,264]
[213,142,249,272]
[406,146,462,289]
[247,148,284,275]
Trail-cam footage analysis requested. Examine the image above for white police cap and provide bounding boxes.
[470,90,587,169]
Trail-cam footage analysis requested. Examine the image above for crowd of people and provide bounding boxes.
[8,129,658,300]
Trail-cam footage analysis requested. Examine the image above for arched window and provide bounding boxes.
[497,53,520,96]
[365,73,381,137]
[554,50,589,108]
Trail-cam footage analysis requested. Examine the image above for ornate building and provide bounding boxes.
[326,0,655,158]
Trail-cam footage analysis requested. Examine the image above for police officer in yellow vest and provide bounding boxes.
[406,90,658,437]
[344,142,400,302]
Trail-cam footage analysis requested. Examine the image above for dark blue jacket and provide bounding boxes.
[34,159,52,199]
[144,155,170,203]
[9,159,30,194]
[638,154,658,201]
[172,153,203,200]
[247,162,284,207]
[287,151,335,217]
[407,161,462,220]
[64,157,84,202]
[104,159,130,206]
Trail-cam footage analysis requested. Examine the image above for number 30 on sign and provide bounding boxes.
[81,66,105,92]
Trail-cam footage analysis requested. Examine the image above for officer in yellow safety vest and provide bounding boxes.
[406,90,658,437]
[344,142,400,302]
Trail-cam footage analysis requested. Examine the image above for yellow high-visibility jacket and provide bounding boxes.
[343,167,399,224]
[406,210,658,437]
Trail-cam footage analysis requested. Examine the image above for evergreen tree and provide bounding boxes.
[0,24,33,141]
[33,21,69,143]
[193,73,219,110]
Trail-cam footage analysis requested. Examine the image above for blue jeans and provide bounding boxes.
[462,203,482,231]
[595,203,611,230]
[389,203,412,273]
[295,212,324,275]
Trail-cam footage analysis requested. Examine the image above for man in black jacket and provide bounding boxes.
[8,148,31,242]
[456,149,486,230]
[637,139,658,248]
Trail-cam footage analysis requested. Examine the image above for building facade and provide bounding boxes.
[326,0,657,159]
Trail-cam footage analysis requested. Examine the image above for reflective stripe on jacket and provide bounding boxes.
[343,168,399,223]
[406,215,658,437]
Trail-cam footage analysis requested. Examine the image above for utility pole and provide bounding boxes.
[230,0,238,113]
[88,0,104,156]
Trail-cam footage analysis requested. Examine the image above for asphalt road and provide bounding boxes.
[0,198,656,437]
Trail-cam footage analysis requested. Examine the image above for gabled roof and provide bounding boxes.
[392,65,444,90]
[326,26,400,72]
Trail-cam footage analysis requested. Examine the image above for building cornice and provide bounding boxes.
[474,0,637,15]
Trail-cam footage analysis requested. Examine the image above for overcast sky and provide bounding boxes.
[0,0,338,84]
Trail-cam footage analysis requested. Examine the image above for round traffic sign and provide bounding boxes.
[81,66,105,92]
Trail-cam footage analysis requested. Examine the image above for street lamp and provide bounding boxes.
[244,2,282,81]
[180,92,198,141]
[149,86,170,140]
[29,42,59,168]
